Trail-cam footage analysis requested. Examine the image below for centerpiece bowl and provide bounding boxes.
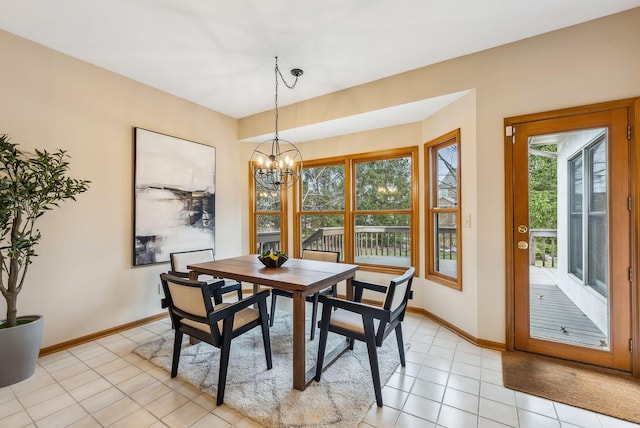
[258,251,288,268]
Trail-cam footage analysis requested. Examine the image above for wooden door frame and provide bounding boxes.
[504,97,640,377]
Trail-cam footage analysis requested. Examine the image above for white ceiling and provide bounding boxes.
[1,0,639,140]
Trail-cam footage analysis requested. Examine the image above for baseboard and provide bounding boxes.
[39,312,168,357]
[39,298,505,356]
[407,306,506,351]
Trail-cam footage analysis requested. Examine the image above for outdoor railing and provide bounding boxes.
[352,226,410,258]
[256,231,282,254]
[530,229,557,267]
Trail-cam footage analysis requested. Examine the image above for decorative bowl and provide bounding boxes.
[258,254,288,268]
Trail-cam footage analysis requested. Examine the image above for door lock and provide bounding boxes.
[517,241,529,250]
[517,225,528,233]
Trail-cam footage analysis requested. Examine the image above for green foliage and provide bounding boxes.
[355,158,412,210]
[529,146,557,229]
[0,134,90,328]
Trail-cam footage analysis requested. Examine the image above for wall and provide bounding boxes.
[0,30,242,347]
[240,8,640,343]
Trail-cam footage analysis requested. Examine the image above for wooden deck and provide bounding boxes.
[530,267,608,349]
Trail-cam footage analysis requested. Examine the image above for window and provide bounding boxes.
[568,132,608,297]
[298,162,346,260]
[249,176,287,255]
[295,148,418,273]
[425,129,462,290]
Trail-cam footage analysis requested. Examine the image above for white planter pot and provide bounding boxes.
[0,315,44,387]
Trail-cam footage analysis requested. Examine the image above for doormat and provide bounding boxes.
[502,351,640,424]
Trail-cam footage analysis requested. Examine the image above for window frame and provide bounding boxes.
[424,129,462,290]
[249,167,288,255]
[294,147,419,275]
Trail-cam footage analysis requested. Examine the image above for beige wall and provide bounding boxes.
[0,30,242,347]
[1,8,639,348]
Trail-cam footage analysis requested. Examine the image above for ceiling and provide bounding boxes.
[1,0,639,141]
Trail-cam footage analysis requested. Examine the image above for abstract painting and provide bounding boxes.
[133,128,215,266]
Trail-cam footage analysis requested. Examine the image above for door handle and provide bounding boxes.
[517,241,529,250]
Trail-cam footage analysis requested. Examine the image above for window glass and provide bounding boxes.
[256,214,281,254]
[355,157,412,211]
[300,214,344,258]
[256,187,280,211]
[354,214,411,266]
[436,144,458,208]
[569,155,584,279]
[302,165,345,211]
[433,212,457,277]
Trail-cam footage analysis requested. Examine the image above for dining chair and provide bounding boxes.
[269,249,340,340]
[169,248,242,305]
[314,266,415,407]
[159,273,272,406]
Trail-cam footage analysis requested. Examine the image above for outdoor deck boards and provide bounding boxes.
[530,274,607,349]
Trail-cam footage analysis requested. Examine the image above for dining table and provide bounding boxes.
[187,253,359,391]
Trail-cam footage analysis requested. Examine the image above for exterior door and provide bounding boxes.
[510,106,632,371]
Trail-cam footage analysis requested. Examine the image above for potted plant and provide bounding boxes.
[0,133,89,386]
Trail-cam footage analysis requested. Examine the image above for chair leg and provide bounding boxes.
[171,330,183,378]
[258,299,273,369]
[217,319,234,406]
[314,303,332,381]
[395,323,406,366]
[236,288,243,300]
[363,318,383,407]
[269,294,277,327]
[309,293,319,341]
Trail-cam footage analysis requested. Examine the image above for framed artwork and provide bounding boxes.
[133,128,216,266]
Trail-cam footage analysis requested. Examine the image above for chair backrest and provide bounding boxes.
[170,248,214,274]
[383,267,415,315]
[160,273,221,339]
[302,249,340,263]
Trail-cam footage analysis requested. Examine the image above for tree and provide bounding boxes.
[0,134,90,328]
[528,145,557,229]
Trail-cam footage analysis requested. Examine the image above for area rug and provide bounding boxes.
[502,351,640,424]
[135,312,405,427]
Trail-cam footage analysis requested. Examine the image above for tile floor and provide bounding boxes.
[1,310,638,428]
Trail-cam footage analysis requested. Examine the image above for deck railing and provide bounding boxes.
[255,231,282,254]
[530,229,557,267]
[258,226,413,259]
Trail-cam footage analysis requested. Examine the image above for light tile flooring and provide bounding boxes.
[1,310,638,428]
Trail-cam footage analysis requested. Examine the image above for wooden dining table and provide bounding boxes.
[187,253,359,391]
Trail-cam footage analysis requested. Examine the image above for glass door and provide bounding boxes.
[512,108,631,371]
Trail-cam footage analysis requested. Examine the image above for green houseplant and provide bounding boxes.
[0,133,89,386]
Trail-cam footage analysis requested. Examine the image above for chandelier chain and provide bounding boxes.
[273,56,301,140]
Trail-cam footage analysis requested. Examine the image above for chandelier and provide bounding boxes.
[251,57,303,191]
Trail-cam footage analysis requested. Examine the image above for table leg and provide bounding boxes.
[346,277,354,301]
[292,290,306,391]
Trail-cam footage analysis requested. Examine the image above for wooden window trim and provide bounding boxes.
[248,164,288,255]
[294,147,419,275]
[424,129,462,290]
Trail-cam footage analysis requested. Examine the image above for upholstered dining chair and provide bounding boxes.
[169,248,242,305]
[269,249,340,340]
[314,266,415,407]
[159,273,272,406]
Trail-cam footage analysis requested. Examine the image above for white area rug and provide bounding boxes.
[134,310,404,427]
